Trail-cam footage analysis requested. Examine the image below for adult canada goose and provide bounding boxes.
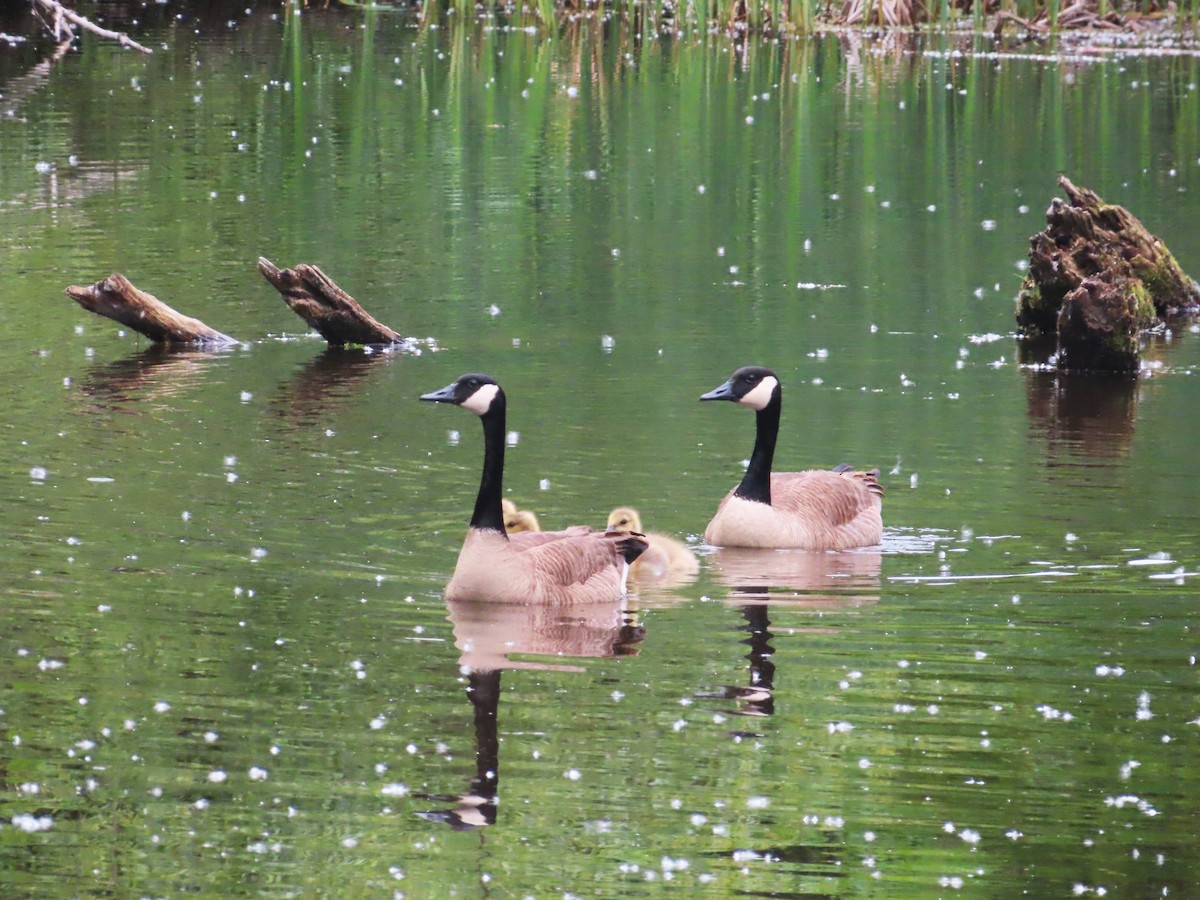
[700,366,883,550]
[605,507,699,581]
[420,373,648,603]
[501,498,542,535]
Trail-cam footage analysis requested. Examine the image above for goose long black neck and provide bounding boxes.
[471,395,508,534]
[735,391,780,505]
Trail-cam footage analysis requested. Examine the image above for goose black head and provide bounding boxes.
[420,373,504,416]
[700,366,780,411]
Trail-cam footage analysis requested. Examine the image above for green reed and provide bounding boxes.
[798,0,814,31]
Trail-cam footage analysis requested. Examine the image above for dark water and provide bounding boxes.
[2,8,1200,897]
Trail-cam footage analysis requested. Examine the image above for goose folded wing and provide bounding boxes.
[516,532,628,588]
[772,471,879,527]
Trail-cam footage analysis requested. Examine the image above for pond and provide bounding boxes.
[2,6,1200,897]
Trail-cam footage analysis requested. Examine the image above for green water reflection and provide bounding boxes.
[2,9,1200,898]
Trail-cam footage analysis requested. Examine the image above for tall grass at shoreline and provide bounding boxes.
[7,0,1195,47]
[396,0,1196,36]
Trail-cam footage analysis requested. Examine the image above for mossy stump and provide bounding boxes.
[1057,275,1153,373]
[1016,175,1199,372]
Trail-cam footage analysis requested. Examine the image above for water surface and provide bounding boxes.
[2,9,1200,897]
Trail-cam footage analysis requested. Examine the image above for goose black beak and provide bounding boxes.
[420,383,459,403]
[700,379,736,402]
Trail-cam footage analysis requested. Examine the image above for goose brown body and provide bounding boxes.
[704,469,883,549]
[701,366,883,550]
[421,374,647,604]
[605,507,700,580]
[446,527,641,604]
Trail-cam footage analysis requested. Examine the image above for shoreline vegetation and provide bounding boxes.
[2,0,1197,52]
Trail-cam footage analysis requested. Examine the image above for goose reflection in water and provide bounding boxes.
[415,593,644,830]
[697,548,882,722]
[708,546,882,606]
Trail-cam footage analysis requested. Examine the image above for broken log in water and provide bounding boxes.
[1015,175,1200,372]
[64,274,237,346]
[65,263,409,349]
[257,257,405,346]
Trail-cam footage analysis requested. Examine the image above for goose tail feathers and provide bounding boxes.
[614,532,650,565]
[833,463,885,499]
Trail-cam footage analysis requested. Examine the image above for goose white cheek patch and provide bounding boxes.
[738,376,779,410]
[461,383,500,415]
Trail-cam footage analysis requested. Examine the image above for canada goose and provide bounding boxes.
[420,373,648,603]
[700,366,883,550]
[605,507,699,581]
[501,498,542,535]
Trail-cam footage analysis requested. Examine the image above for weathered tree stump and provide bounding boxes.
[1056,274,1152,373]
[1016,175,1200,372]
[257,257,405,346]
[64,274,237,346]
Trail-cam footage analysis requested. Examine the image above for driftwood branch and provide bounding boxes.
[257,257,406,346]
[65,262,411,350]
[992,10,1048,39]
[993,1,1126,38]
[65,274,236,346]
[31,0,153,54]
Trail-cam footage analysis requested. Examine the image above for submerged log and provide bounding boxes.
[1016,175,1200,371]
[64,274,237,346]
[257,257,404,346]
